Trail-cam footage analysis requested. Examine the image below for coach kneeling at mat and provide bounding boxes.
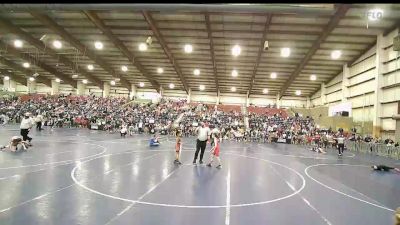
[193,121,211,165]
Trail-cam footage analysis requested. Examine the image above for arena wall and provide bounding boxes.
[310,28,400,139]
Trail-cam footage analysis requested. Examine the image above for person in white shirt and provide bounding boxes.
[20,113,34,145]
[120,125,127,138]
[35,114,44,131]
[138,121,143,134]
[193,121,211,164]
[335,134,345,156]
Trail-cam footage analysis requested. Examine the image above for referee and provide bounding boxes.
[193,121,211,165]
[20,113,34,146]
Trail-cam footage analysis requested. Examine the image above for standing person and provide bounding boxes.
[128,124,134,136]
[336,134,345,156]
[174,130,182,164]
[35,113,44,131]
[138,120,143,134]
[193,121,211,165]
[120,124,127,138]
[207,133,222,169]
[20,113,34,146]
[210,124,220,147]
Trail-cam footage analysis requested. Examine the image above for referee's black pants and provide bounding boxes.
[20,129,32,142]
[338,143,344,154]
[194,139,207,163]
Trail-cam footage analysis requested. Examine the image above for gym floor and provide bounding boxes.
[0,125,399,225]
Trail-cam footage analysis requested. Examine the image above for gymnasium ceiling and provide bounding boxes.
[0,4,399,98]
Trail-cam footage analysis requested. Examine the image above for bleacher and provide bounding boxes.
[248,106,288,118]
[188,103,241,113]
[19,93,47,102]
[217,105,241,113]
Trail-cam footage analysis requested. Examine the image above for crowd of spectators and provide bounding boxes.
[178,103,245,140]
[0,94,186,135]
[1,94,398,151]
[246,112,317,143]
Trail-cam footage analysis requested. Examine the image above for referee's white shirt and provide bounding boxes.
[196,126,210,141]
[20,118,33,129]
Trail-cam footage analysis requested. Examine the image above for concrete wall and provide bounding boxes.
[317,116,354,132]
[292,106,329,118]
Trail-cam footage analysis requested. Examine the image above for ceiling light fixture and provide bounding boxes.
[157,68,164,74]
[55,78,61,83]
[193,69,200,76]
[199,85,205,91]
[232,45,241,57]
[295,90,301,96]
[110,80,116,86]
[82,79,88,84]
[4,76,10,81]
[23,62,30,68]
[121,66,128,72]
[231,69,238,77]
[14,40,23,48]
[139,82,145,87]
[94,41,103,50]
[138,43,147,51]
[281,48,291,57]
[331,50,342,59]
[29,77,35,82]
[263,88,269,94]
[184,44,193,53]
[169,83,175,89]
[270,72,277,79]
[231,87,236,92]
[53,40,62,49]
[72,74,79,78]
[310,74,317,81]
[87,64,94,70]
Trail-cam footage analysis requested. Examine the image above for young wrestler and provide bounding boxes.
[149,134,160,147]
[207,133,222,169]
[371,165,400,173]
[0,136,29,152]
[174,130,182,164]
